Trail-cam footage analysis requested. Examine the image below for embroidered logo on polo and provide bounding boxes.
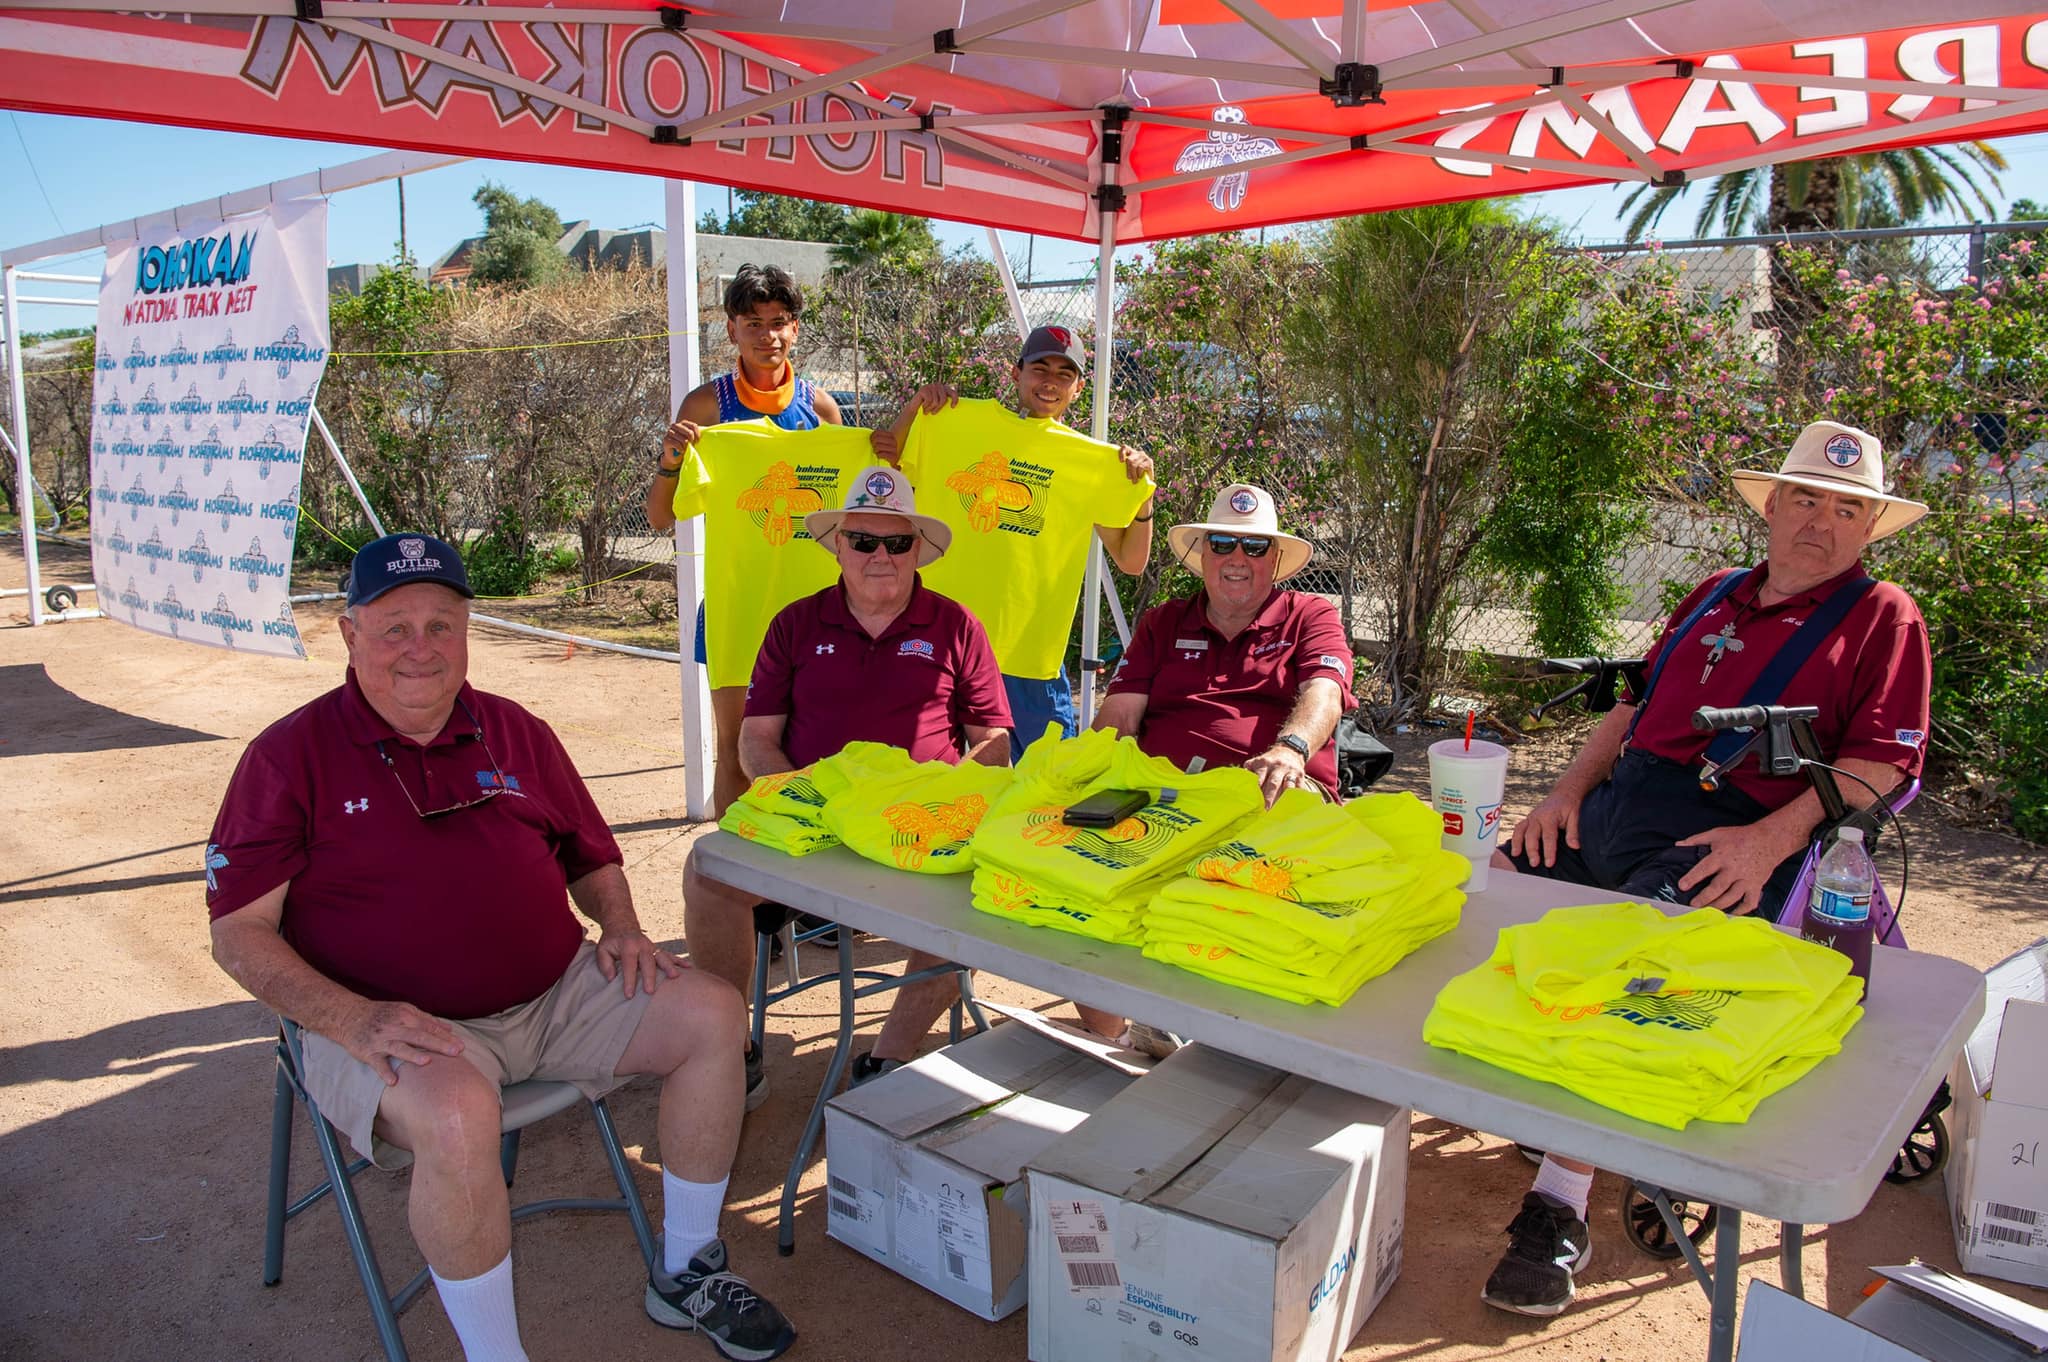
[897,638,935,659]
[1250,638,1291,657]
[735,460,829,545]
[476,770,523,794]
[815,643,835,655]
[1894,728,1926,748]
[344,798,370,814]
[204,843,229,892]
[1823,433,1863,467]
[946,452,1037,534]
[881,794,991,869]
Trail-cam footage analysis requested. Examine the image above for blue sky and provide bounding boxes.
[6,108,2046,336]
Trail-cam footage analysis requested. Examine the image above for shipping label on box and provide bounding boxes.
[1947,947,2048,1291]
[1026,1045,1408,1362]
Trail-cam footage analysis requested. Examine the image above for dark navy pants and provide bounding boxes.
[1507,749,1805,924]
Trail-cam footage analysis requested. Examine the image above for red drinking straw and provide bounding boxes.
[1464,710,1474,752]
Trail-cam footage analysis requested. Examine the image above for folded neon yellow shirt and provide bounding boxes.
[1423,902,1865,1129]
[970,864,1164,946]
[972,730,1264,908]
[809,741,1012,874]
[1154,849,1471,957]
[718,764,839,856]
[1143,888,1464,1006]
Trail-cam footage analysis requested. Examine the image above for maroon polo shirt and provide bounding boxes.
[1625,561,1931,811]
[745,576,1012,768]
[206,672,620,1020]
[1108,587,1357,796]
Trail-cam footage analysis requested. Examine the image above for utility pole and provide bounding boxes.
[398,177,408,260]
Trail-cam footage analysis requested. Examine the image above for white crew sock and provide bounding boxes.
[1531,1156,1594,1220]
[430,1253,528,1362]
[663,1168,730,1275]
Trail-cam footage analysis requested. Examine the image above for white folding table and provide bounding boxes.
[693,833,1984,1362]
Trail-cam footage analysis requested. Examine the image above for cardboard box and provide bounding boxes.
[823,1015,1148,1320]
[1025,1045,1407,1362]
[1849,1263,2048,1361]
[1946,939,2048,1289]
[1738,1280,1930,1361]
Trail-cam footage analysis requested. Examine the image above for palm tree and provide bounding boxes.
[828,210,934,273]
[1616,144,2007,241]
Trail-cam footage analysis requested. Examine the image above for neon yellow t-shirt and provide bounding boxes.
[899,400,1153,680]
[669,422,874,688]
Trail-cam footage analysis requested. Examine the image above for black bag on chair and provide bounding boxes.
[1333,713,1395,799]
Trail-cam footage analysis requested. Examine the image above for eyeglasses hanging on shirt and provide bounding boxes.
[374,702,508,819]
[1205,532,1273,559]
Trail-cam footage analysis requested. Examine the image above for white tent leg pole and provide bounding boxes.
[311,408,387,538]
[3,267,45,625]
[987,228,1030,338]
[666,178,714,822]
[1080,195,1120,727]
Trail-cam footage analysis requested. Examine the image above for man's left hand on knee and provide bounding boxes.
[597,926,685,998]
[1674,822,1800,915]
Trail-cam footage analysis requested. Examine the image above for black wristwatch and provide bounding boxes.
[1276,733,1311,760]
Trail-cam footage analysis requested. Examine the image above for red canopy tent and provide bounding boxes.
[4,0,2045,813]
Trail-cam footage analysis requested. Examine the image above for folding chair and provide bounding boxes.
[261,1020,658,1362]
[748,903,987,1254]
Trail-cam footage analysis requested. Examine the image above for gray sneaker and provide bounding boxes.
[645,1238,796,1360]
[744,1046,768,1113]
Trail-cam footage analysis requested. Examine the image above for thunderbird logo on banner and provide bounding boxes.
[88,199,328,658]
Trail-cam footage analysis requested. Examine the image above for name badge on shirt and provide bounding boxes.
[1174,638,1208,651]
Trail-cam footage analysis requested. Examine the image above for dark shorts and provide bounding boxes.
[1507,749,1805,924]
[1003,668,1076,761]
[693,600,707,666]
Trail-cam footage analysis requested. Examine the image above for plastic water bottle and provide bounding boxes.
[1803,826,1875,989]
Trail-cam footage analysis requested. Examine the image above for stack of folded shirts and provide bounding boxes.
[810,742,1012,874]
[1140,791,1469,1005]
[1423,901,1865,1129]
[968,729,1265,945]
[718,757,845,855]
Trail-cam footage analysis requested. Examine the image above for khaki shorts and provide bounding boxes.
[300,941,650,1169]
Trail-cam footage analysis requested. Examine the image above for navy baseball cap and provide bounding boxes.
[1018,324,1088,374]
[346,532,474,607]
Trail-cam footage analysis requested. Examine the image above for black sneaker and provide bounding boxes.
[848,1053,903,1087]
[1481,1192,1592,1317]
[645,1238,796,1361]
[743,1046,768,1113]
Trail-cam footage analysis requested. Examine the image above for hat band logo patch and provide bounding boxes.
[1823,433,1862,467]
[864,470,897,500]
[1229,489,1258,514]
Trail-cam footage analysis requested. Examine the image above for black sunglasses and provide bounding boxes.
[842,530,918,557]
[1205,532,1273,559]
[374,704,507,820]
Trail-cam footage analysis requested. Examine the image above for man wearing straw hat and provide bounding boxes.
[681,467,1020,1085]
[1482,420,1932,1320]
[1094,482,1357,806]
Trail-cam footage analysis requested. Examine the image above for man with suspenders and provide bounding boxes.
[1479,420,1934,1319]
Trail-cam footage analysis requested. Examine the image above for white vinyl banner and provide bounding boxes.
[87,198,328,658]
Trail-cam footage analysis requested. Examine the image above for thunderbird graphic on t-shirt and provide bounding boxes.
[1193,846,1299,900]
[946,452,1035,533]
[735,461,825,545]
[880,794,991,869]
[1018,805,1177,869]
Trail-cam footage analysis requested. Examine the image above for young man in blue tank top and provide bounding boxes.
[645,264,844,820]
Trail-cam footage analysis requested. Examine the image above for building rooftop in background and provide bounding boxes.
[329,225,837,298]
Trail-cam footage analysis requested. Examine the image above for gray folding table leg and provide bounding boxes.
[1706,1206,1743,1362]
[777,933,859,1257]
[262,1062,295,1286]
[590,1098,660,1273]
[1780,1222,1804,1299]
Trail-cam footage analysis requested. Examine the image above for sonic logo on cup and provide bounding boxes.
[1442,811,1464,836]
[1477,801,1501,841]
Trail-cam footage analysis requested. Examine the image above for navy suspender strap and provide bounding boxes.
[1622,569,1750,746]
[1701,575,1878,765]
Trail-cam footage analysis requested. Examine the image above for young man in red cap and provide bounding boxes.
[207,533,794,1361]
[1482,419,1932,1321]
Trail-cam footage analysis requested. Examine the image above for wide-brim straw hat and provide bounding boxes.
[1165,483,1313,582]
[1730,421,1928,541]
[802,464,952,567]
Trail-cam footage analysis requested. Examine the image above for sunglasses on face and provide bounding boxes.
[842,530,918,556]
[1206,532,1273,559]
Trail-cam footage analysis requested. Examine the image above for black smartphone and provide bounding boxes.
[1063,788,1150,828]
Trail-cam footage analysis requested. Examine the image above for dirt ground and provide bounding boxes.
[4,535,2046,1362]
